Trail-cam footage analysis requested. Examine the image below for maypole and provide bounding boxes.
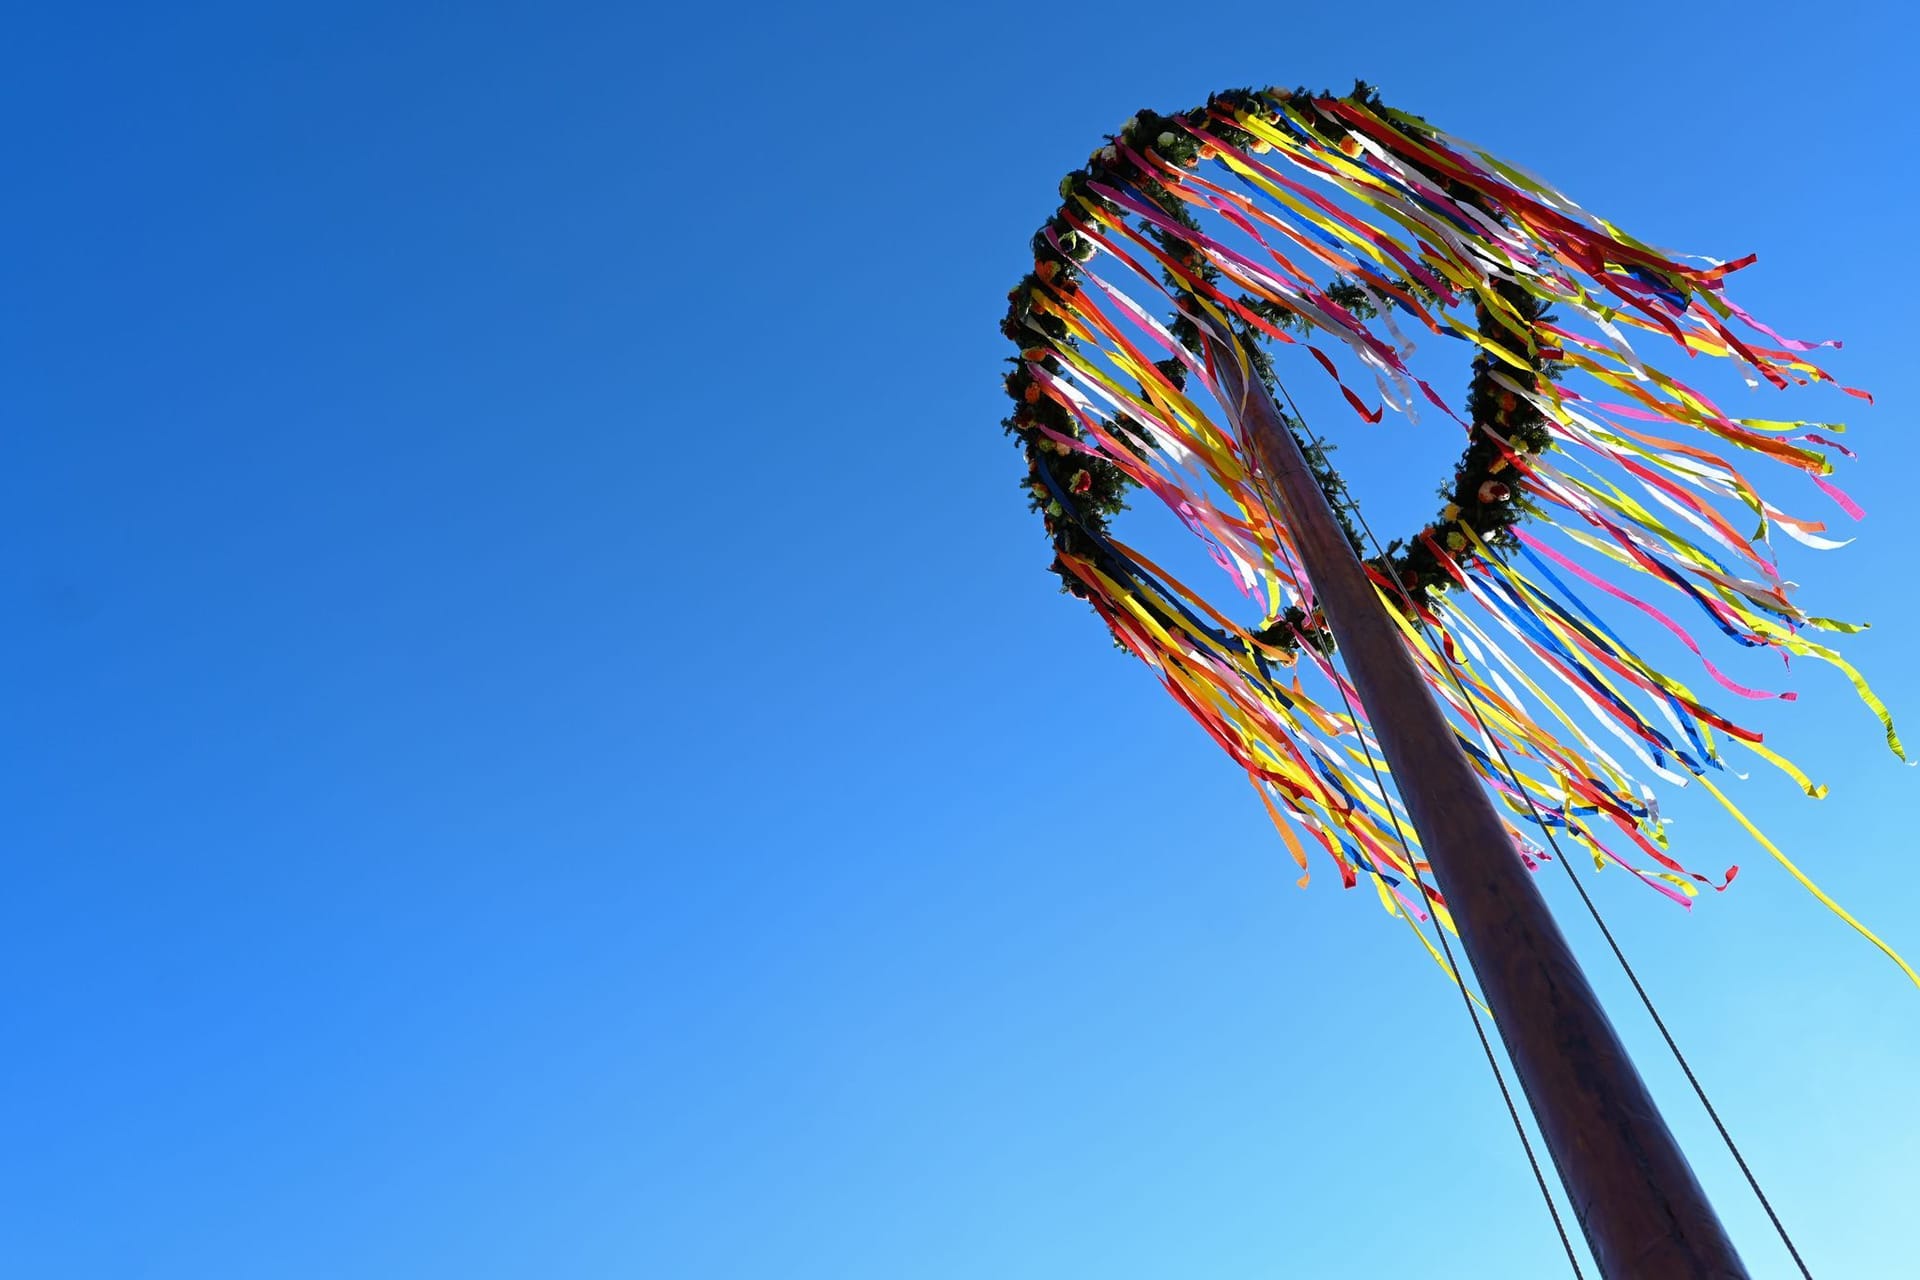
[997,80,1912,1277]
[1209,329,1744,1275]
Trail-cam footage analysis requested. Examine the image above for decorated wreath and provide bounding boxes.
[992,80,1913,983]
[1004,83,1567,657]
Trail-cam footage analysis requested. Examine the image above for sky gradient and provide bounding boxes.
[6,3,1917,1276]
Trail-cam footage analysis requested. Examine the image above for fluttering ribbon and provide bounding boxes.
[1000,86,1913,986]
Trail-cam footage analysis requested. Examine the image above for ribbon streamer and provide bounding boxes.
[1001,88,1912,985]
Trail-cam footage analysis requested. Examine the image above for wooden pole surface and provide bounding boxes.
[1207,337,1750,1279]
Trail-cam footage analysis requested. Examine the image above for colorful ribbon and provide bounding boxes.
[1003,90,1913,986]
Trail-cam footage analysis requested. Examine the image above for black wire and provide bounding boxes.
[1269,374,1813,1279]
[1321,658,1590,1280]
[1469,561,1815,1280]
[1225,350,1589,1279]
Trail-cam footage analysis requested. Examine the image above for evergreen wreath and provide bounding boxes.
[999,82,1563,657]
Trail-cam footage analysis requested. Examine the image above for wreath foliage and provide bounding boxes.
[999,82,1563,655]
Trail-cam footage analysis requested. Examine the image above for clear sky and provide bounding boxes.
[6,3,1916,1277]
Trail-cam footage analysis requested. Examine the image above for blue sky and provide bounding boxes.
[5,3,1916,1276]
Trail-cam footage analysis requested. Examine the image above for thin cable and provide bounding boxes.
[1318,653,1589,1280]
[1224,346,1588,1278]
[1271,373,1813,1278]
[1473,552,1816,1280]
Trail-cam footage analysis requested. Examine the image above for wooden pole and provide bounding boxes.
[1207,337,1750,1279]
